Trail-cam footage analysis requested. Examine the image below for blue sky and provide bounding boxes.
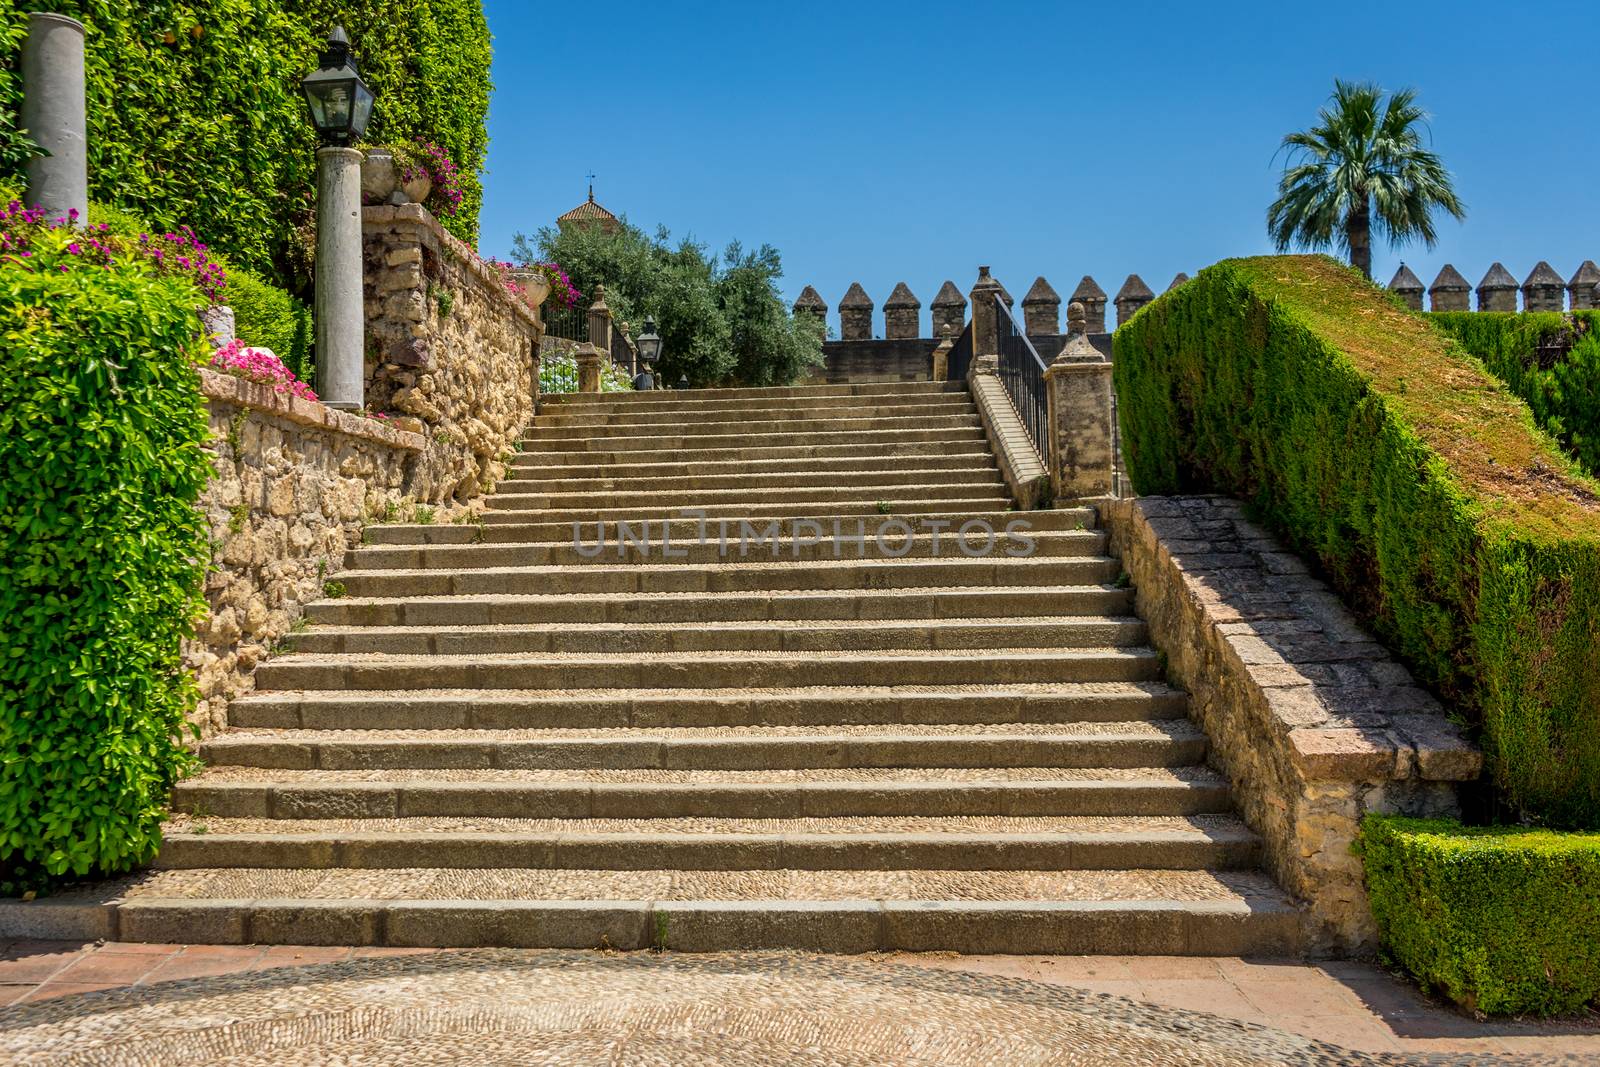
[477,0,1594,324]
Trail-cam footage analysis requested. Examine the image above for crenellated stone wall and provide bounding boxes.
[1396,260,1600,313]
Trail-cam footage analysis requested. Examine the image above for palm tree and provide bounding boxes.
[1267,80,1465,279]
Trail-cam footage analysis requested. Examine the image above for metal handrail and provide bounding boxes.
[994,294,1051,465]
[946,321,974,381]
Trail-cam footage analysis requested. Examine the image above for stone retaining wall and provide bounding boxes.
[1100,495,1481,953]
[187,369,425,735]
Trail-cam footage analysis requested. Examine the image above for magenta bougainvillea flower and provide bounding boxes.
[210,339,318,402]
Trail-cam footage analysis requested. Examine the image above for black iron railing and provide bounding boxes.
[542,302,589,343]
[995,294,1051,464]
[946,321,974,381]
[609,322,637,377]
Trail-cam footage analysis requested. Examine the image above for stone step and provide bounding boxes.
[478,496,1018,525]
[305,584,1134,627]
[512,441,993,469]
[531,398,977,428]
[230,681,1188,731]
[149,813,1262,872]
[508,449,999,478]
[484,481,1008,512]
[330,556,1122,598]
[172,767,1232,820]
[524,427,988,454]
[497,465,1004,494]
[198,721,1207,771]
[363,507,1097,545]
[526,412,984,443]
[342,530,1104,571]
[539,380,967,407]
[283,616,1147,656]
[252,647,1161,692]
[0,868,1304,954]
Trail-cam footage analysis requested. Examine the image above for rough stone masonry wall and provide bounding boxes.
[362,203,541,506]
[187,369,424,735]
[1100,495,1481,954]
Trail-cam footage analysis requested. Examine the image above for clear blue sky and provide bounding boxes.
[477,0,1594,324]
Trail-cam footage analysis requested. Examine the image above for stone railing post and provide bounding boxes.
[931,281,967,339]
[1522,262,1566,312]
[1477,263,1518,312]
[793,285,828,328]
[21,13,87,226]
[968,266,1003,377]
[576,284,611,393]
[839,282,873,340]
[1022,276,1060,335]
[931,325,953,382]
[1429,265,1471,311]
[1070,276,1108,333]
[883,282,921,339]
[1570,262,1600,312]
[1387,265,1424,311]
[1113,275,1154,328]
[1043,302,1114,500]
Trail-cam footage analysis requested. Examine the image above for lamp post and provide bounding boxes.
[20,13,87,226]
[301,27,375,411]
[632,317,661,390]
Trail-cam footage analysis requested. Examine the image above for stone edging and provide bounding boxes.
[199,367,425,453]
[969,374,1048,508]
[361,203,541,332]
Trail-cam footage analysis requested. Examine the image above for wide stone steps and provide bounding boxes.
[538,380,966,407]
[228,682,1189,731]
[530,398,976,428]
[508,450,997,480]
[526,427,988,454]
[171,767,1233,820]
[525,412,983,441]
[497,465,1004,494]
[5,868,1300,954]
[150,813,1263,873]
[197,721,1208,772]
[485,481,1007,513]
[510,441,996,469]
[479,496,1018,525]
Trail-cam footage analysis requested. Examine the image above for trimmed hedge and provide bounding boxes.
[0,260,210,893]
[226,269,313,380]
[1430,311,1600,476]
[0,0,491,280]
[1114,255,1600,827]
[1359,816,1600,1015]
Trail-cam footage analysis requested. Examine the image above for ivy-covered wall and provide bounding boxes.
[0,0,491,285]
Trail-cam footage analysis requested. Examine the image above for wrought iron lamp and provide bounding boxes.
[632,317,661,390]
[300,27,374,146]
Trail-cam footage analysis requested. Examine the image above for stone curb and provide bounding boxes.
[200,367,425,453]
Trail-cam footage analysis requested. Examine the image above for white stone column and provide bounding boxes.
[21,13,88,226]
[315,147,365,410]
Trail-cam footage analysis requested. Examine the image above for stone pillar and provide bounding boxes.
[838,282,873,340]
[1070,276,1108,333]
[1166,273,1190,292]
[1570,262,1600,312]
[793,285,828,327]
[1043,302,1114,500]
[1429,265,1471,312]
[931,330,953,382]
[968,266,1004,377]
[580,285,612,392]
[1113,275,1155,328]
[21,13,87,226]
[930,280,967,339]
[575,343,602,393]
[1477,263,1519,312]
[314,147,365,410]
[1021,276,1061,335]
[1522,262,1566,312]
[1387,265,1424,311]
[883,282,921,339]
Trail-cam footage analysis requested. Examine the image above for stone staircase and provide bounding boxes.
[33,380,1304,953]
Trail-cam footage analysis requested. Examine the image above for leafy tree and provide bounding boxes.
[1267,80,1465,279]
[511,219,821,387]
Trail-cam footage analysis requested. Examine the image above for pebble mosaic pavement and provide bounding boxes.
[0,950,1587,1066]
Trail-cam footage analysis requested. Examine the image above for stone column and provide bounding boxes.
[1387,265,1424,311]
[1477,263,1519,312]
[314,147,365,410]
[1570,262,1600,312]
[579,285,612,393]
[838,283,873,340]
[793,286,828,327]
[1021,276,1060,335]
[1522,262,1566,312]
[1113,275,1155,328]
[930,281,967,339]
[1429,265,1471,311]
[1070,276,1108,333]
[575,343,602,393]
[968,266,1004,378]
[883,282,921,339]
[21,13,87,226]
[1042,302,1114,500]
[931,326,953,382]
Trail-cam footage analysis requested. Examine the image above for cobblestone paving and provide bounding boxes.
[0,950,1577,1065]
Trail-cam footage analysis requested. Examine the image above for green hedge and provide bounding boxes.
[1360,816,1600,1015]
[1430,311,1600,476]
[0,260,210,893]
[226,269,313,380]
[0,0,491,282]
[1114,255,1600,827]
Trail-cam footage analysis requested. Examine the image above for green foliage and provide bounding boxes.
[0,12,33,174]
[538,344,633,394]
[0,261,210,894]
[1114,255,1600,827]
[226,269,313,380]
[513,221,822,388]
[1359,816,1600,1015]
[1430,312,1600,477]
[0,0,491,285]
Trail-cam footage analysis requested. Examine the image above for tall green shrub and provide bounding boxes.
[1114,255,1600,827]
[0,262,210,893]
[0,0,491,282]
[1430,311,1600,476]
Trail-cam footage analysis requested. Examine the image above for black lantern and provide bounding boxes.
[635,317,662,367]
[301,27,375,146]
